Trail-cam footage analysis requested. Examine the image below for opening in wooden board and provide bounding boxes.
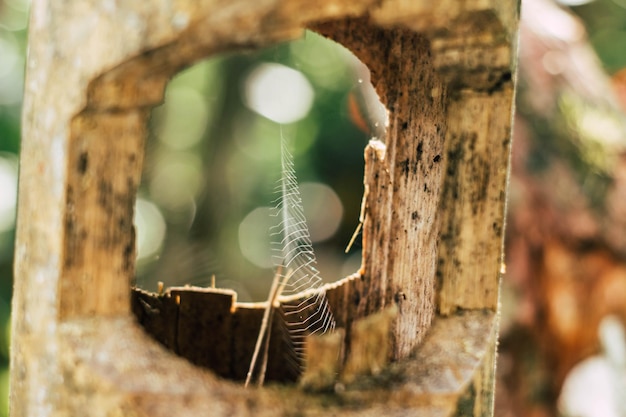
[131,30,388,384]
[60,16,446,388]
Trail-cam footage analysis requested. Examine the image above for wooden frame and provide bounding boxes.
[11,1,519,415]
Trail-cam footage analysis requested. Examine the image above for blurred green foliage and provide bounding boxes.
[0,0,28,414]
[574,0,626,73]
[135,33,372,299]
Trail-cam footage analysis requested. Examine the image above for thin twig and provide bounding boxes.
[345,221,362,254]
[257,302,275,387]
[345,184,368,254]
[245,266,283,388]
[257,268,293,386]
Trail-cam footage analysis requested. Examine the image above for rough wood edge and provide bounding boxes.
[131,273,371,382]
[57,310,497,416]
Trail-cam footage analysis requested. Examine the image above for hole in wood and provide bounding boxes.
[61,16,446,390]
[131,30,388,384]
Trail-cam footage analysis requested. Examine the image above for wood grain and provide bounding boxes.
[11,0,518,415]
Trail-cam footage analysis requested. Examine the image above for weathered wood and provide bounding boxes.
[11,0,519,415]
[373,0,518,90]
[59,310,497,416]
[313,18,447,359]
[438,88,514,314]
[62,111,147,317]
[132,285,299,382]
[131,274,392,384]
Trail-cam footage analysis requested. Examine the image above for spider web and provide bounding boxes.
[270,133,336,373]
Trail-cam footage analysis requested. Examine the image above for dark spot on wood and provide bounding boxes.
[456,379,477,414]
[64,185,84,268]
[77,152,88,174]
[487,71,512,95]
[446,144,464,177]
[123,230,134,272]
[492,221,502,236]
[64,215,75,268]
[469,157,491,215]
[394,291,406,303]
[399,158,410,177]
[468,132,477,152]
[416,141,423,161]
[411,211,418,220]
[98,180,113,212]
[433,154,441,163]
[353,289,361,307]
[402,121,408,130]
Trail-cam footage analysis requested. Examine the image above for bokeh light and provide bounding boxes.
[557,0,596,5]
[134,197,167,262]
[299,182,343,243]
[148,152,202,219]
[242,63,314,124]
[0,154,17,234]
[0,35,24,105]
[153,86,209,150]
[238,206,273,269]
[237,182,344,270]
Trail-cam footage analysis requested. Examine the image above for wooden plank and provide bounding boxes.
[11,0,519,415]
[314,17,447,359]
[438,88,515,314]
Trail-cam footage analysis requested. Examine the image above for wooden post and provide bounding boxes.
[11,1,519,416]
